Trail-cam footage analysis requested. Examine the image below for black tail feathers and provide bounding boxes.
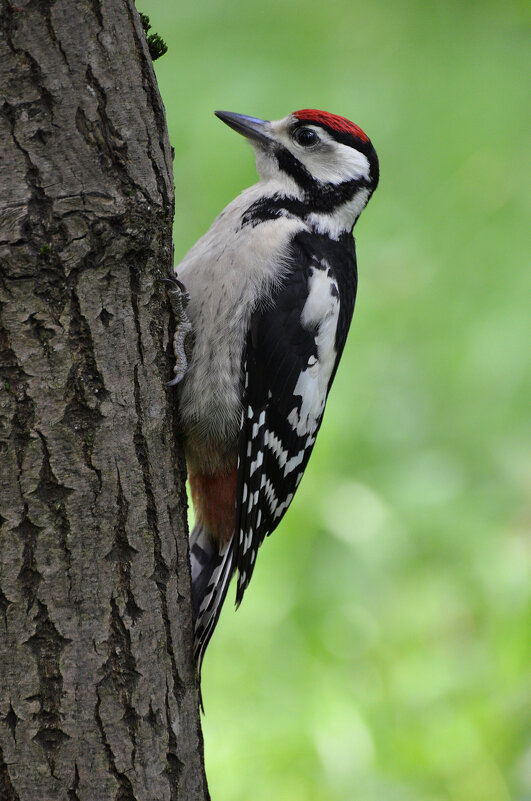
[190,522,235,682]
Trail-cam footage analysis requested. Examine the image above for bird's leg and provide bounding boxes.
[164,275,192,385]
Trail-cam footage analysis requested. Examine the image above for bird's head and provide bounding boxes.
[215,108,379,234]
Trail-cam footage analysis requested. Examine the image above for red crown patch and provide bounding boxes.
[293,109,369,143]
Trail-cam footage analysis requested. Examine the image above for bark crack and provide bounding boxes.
[164,683,183,801]
[61,279,106,489]
[67,762,81,801]
[40,0,69,68]
[96,595,141,797]
[94,688,135,801]
[0,581,13,631]
[129,260,144,366]
[2,704,19,744]
[88,0,103,33]
[24,601,71,776]
[0,741,21,801]
[33,431,75,599]
[0,308,35,473]
[105,468,144,623]
[15,507,42,613]
[0,98,53,241]
[79,64,150,202]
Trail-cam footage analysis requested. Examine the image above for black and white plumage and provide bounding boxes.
[174,109,379,682]
[234,230,357,604]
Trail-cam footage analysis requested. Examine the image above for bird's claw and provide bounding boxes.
[164,275,190,309]
[165,273,192,386]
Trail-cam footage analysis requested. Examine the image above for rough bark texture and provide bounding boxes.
[0,1,209,799]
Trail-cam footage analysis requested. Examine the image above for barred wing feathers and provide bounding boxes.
[234,232,357,605]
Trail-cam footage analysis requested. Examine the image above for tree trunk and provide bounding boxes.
[0,1,209,799]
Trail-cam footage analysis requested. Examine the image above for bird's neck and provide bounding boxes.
[241,177,370,240]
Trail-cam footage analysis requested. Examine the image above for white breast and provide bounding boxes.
[177,182,305,446]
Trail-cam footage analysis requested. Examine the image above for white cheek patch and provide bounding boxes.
[297,142,370,185]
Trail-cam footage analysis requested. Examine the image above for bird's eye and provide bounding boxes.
[293,127,319,147]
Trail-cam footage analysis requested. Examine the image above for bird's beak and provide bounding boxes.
[215,111,272,147]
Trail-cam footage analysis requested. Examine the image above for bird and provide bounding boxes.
[168,108,379,681]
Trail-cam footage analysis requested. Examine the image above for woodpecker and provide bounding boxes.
[170,109,379,679]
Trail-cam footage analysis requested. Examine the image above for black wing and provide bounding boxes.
[233,231,357,605]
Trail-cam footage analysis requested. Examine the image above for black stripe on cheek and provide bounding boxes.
[274,144,372,207]
[273,145,316,192]
[240,178,371,228]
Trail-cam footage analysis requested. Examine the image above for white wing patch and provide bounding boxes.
[288,262,340,436]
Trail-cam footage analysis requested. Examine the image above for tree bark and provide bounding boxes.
[0,1,209,799]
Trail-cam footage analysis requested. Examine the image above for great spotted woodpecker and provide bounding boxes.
[169,109,379,679]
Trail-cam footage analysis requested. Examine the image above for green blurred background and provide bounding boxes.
[140,1,530,798]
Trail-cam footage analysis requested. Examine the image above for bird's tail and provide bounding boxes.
[190,521,235,681]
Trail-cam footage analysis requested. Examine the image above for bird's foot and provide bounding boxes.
[164,275,192,385]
